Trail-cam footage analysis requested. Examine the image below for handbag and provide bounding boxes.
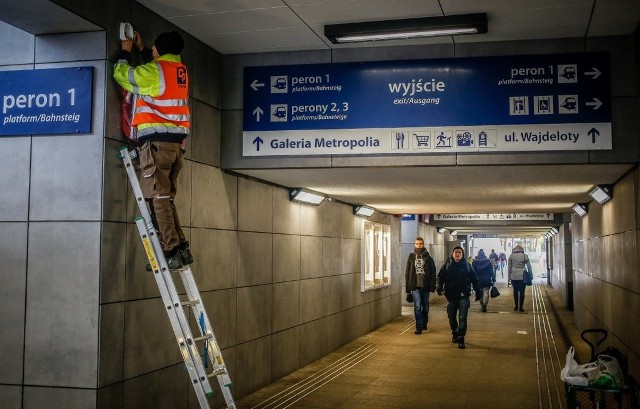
[522,253,533,286]
[490,286,500,298]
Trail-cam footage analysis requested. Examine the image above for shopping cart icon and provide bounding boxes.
[413,132,430,147]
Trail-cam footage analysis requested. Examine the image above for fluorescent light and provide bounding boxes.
[451,230,458,236]
[550,227,559,234]
[589,184,613,204]
[334,27,479,43]
[325,13,487,44]
[438,227,447,233]
[289,188,325,205]
[353,205,375,217]
[572,203,588,217]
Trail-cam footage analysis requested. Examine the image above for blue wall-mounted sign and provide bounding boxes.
[243,53,610,156]
[1,67,93,136]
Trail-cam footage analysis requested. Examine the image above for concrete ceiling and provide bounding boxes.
[135,0,640,225]
[137,0,640,55]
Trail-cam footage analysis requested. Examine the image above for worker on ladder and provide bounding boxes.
[113,30,193,269]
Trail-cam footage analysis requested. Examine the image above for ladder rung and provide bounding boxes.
[194,333,213,342]
[181,299,199,307]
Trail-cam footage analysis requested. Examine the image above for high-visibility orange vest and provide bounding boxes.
[131,58,190,138]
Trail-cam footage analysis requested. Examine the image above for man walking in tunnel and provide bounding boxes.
[405,237,436,334]
[437,246,480,349]
[113,30,193,269]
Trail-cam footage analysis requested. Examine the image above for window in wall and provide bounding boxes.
[361,220,391,291]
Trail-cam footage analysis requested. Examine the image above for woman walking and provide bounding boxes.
[508,244,533,312]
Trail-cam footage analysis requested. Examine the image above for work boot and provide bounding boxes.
[145,248,183,271]
[178,241,194,265]
[457,336,466,349]
[166,251,184,270]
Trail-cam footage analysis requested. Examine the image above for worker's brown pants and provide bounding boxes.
[139,141,186,253]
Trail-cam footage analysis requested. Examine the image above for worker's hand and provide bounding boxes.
[134,32,144,51]
[121,37,133,52]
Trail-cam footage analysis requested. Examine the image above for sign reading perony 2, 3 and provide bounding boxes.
[1,67,93,136]
[243,53,610,156]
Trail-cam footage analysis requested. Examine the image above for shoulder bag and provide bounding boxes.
[522,253,533,286]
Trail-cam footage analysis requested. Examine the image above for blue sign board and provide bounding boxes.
[243,53,611,156]
[1,67,93,136]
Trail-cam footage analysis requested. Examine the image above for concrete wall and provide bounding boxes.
[550,220,573,309]
[0,20,106,409]
[570,169,640,381]
[556,25,640,381]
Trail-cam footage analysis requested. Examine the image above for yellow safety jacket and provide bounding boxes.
[113,54,190,141]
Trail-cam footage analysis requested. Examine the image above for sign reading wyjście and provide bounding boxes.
[243,53,610,156]
[1,67,93,136]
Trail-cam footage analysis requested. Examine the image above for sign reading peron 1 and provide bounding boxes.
[1,67,93,136]
[243,53,610,156]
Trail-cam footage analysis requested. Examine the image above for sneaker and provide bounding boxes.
[457,336,466,349]
[178,241,194,265]
[414,329,422,335]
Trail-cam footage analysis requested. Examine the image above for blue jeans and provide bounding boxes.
[446,297,470,337]
[411,289,430,329]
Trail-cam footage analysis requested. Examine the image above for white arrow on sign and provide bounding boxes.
[585,67,601,79]
[585,98,602,110]
[253,107,264,121]
[250,79,265,91]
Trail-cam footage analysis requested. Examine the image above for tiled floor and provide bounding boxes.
[235,277,578,409]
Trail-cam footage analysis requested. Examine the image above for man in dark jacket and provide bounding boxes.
[472,249,496,312]
[436,246,480,349]
[405,237,436,335]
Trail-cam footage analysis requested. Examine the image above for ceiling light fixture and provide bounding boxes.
[289,188,326,206]
[325,13,487,44]
[438,227,447,234]
[572,203,588,217]
[451,230,458,236]
[353,205,375,217]
[589,184,613,204]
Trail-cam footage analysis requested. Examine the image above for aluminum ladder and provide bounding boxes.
[119,146,236,409]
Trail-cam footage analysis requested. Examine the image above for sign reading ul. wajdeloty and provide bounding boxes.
[1,67,93,136]
[243,53,610,156]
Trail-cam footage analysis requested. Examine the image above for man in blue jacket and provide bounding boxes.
[472,249,496,312]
